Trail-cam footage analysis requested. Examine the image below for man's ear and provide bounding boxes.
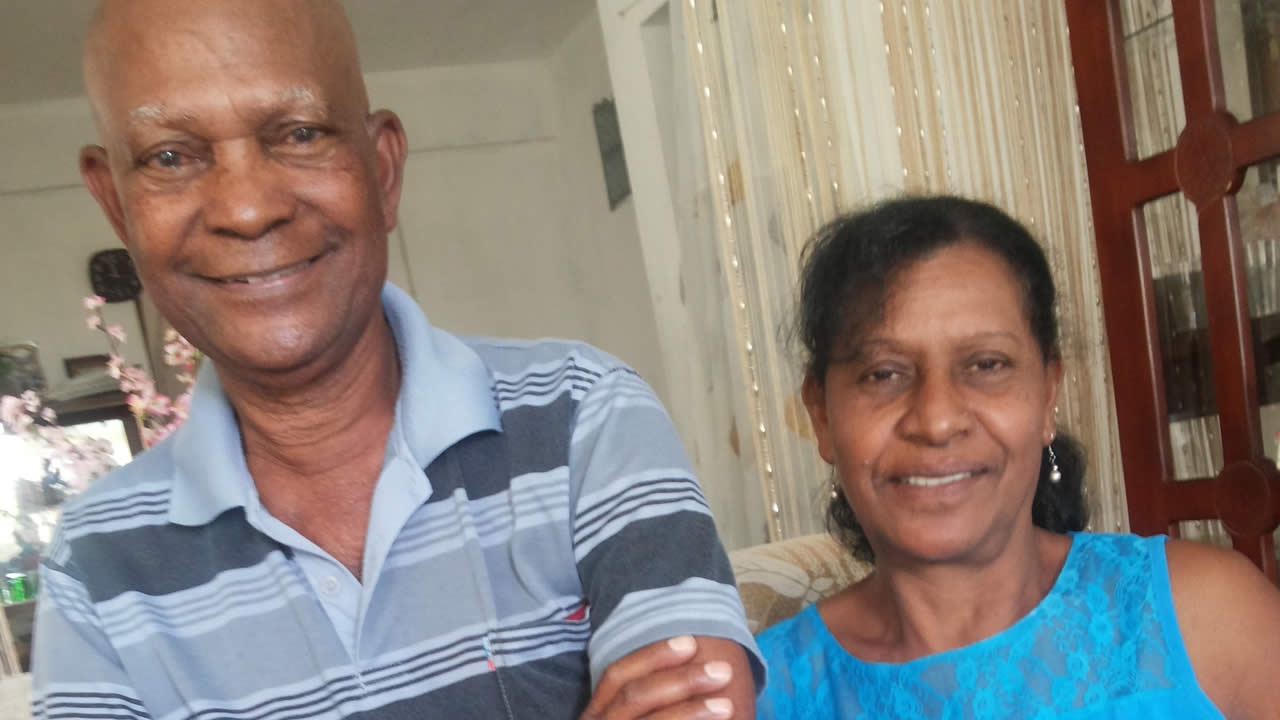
[80,145,131,245]
[367,110,408,234]
[802,373,836,465]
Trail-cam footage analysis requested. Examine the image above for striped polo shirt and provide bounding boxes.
[32,283,762,720]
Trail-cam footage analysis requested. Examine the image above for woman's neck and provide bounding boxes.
[829,527,1072,663]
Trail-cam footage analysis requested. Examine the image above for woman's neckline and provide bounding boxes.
[812,531,1083,668]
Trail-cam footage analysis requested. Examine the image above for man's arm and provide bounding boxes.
[567,361,763,719]
[30,547,149,720]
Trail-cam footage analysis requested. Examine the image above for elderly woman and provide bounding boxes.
[757,196,1280,719]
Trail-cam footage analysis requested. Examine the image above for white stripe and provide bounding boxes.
[99,552,307,647]
[34,681,149,719]
[63,506,171,541]
[589,578,747,668]
[485,354,611,388]
[39,567,99,627]
[574,497,711,560]
[571,390,668,439]
[61,480,171,519]
[388,473,571,569]
[575,468,697,521]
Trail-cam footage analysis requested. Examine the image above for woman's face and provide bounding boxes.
[804,243,1062,565]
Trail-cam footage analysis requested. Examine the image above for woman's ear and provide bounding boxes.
[802,373,836,465]
[1042,357,1064,444]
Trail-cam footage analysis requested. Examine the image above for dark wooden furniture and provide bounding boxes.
[46,390,143,458]
[1066,0,1280,578]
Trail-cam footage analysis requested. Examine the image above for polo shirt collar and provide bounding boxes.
[168,282,501,527]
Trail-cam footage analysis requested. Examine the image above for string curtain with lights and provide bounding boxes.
[673,0,1127,542]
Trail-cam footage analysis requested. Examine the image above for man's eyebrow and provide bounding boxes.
[129,103,194,124]
[126,86,329,124]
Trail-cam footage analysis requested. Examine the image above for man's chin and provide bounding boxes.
[202,328,341,382]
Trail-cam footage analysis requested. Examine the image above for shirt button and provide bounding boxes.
[321,576,340,595]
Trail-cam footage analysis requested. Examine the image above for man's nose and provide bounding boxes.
[202,142,295,239]
[900,370,972,445]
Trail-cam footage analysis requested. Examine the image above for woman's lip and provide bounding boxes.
[886,467,989,486]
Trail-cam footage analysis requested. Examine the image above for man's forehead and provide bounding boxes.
[86,0,365,121]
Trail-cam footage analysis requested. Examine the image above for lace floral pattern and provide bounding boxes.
[757,534,1223,719]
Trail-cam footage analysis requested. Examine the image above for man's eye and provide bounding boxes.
[288,126,322,144]
[148,150,184,169]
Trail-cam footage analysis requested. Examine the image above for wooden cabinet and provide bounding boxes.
[1066,0,1280,577]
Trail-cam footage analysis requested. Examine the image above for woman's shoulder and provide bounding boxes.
[1164,537,1280,718]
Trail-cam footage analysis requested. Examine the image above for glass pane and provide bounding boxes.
[1217,0,1280,123]
[1121,0,1186,159]
[1237,164,1280,470]
[1144,192,1226,480]
[1177,519,1233,546]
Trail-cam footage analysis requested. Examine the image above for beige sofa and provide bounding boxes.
[728,532,870,634]
[0,533,866,717]
[1,673,29,720]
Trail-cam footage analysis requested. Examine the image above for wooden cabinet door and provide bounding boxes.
[1066,0,1280,577]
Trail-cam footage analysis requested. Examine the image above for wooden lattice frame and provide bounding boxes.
[1066,0,1280,578]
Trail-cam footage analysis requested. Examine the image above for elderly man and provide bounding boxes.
[31,1,761,718]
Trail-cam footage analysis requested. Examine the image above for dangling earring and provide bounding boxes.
[829,481,840,500]
[1047,443,1062,484]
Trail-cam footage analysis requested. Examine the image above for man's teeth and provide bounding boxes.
[223,258,314,284]
[898,471,974,487]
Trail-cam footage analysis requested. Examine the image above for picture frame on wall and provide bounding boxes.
[62,354,109,379]
[0,342,44,398]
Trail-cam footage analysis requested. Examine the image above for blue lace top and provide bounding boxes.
[756,533,1223,719]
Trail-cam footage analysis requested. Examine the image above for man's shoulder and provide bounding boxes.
[460,336,632,385]
[55,434,177,538]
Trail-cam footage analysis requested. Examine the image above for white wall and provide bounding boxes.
[0,30,668,402]
[548,13,666,392]
[0,99,147,386]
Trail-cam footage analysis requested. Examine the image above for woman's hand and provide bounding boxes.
[580,635,755,720]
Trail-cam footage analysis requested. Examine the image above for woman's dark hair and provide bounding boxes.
[797,195,1089,562]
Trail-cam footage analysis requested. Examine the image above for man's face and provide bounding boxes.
[81,1,406,378]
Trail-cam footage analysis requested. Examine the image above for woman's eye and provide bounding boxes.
[862,368,900,384]
[972,356,1009,372]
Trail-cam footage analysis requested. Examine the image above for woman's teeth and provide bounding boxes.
[898,471,974,487]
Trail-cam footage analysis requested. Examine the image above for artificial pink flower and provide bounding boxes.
[106,354,124,379]
[20,390,41,414]
[105,324,128,343]
[0,395,24,429]
[148,395,171,416]
[83,295,106,311]
[86,314,103,330]
[40,407,57,423]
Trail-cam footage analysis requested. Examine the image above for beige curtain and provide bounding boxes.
[678,0,1128,541]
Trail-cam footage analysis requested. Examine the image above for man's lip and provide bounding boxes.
[202,252,326,284]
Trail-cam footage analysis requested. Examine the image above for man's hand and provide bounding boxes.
[580,635,754,720]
